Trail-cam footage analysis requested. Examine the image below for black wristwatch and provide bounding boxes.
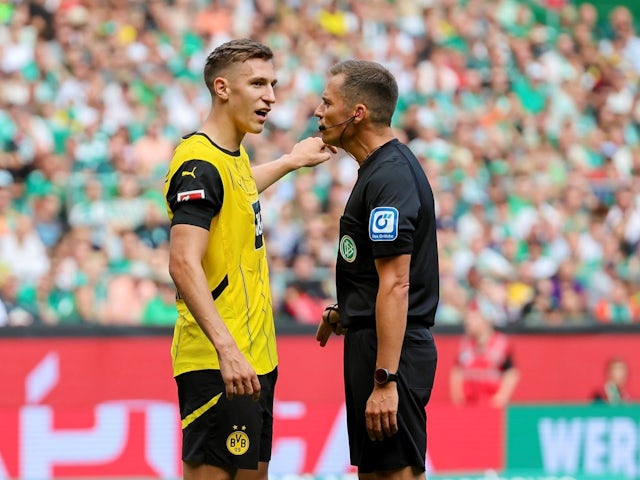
[374,368,399,385]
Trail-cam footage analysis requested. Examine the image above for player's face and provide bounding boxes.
[610,361,628,386]
[228,58,277,134]
[314,74,351,146]
[463,308,486,337]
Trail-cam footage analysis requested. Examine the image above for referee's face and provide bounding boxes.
[315,74,352,146]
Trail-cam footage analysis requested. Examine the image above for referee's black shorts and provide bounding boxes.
[175,368,277,470]
[344,326,437,473]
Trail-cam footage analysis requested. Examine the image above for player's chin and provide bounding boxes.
[250,118,268,133]
[246,123,265,135]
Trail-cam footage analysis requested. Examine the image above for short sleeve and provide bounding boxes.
[365,160,420,258]
[166,159,224,230]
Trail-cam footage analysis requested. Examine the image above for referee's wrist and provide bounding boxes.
[324,303,339,323]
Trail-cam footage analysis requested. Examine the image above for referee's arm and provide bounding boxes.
[365,253,410,440]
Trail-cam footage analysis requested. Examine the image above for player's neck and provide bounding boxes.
[475,330,492,347]
[200,113,244,152]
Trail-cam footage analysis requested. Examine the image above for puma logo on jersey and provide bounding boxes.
[181,167,197,178]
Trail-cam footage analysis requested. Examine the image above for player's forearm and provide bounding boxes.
[252,137,333,192]
[449,369,465,405]
[170,259,236,353]
[495,368,520,401]
[251,155,296,193]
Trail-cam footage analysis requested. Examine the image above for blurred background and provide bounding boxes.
[0,0,639,479]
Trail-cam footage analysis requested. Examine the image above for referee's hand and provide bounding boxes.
[366,384,399,440]
[316,304,346,347]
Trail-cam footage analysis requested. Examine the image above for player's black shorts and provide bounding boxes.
[175,367,277,470]
[344,325,437,473]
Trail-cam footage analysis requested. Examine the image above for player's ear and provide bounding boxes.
[213,77,229,100]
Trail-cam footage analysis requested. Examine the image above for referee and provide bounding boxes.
[315,60,439,480]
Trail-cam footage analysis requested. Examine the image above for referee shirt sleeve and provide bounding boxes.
[166,159,224,230]
[365,159,420,258]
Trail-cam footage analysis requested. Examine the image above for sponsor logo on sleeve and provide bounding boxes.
[369,207,398,241]
[177,189,205,202]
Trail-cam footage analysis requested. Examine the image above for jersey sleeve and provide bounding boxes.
[500,347,515,371]
[365,160,420,258]
[166,159,224,230]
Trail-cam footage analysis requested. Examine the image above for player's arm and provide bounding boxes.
[491,353,520,408]
[492,368,519,408]
[166,159,260,400]
[252,137,336,193]
[449,364,465,406]
[169,225,259,400]
[365,253,410,441]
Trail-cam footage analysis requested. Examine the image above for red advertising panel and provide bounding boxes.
[1,332,637,478]
[432,333,640,404]
[0,337,180,479]
[0,336,502,478]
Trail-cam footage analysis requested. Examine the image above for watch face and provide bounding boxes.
[374,368,389,384]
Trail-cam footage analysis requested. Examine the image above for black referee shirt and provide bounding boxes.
[336,139,439,329]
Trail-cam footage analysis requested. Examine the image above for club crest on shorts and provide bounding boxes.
[340,235,357,262]
[226,425,249,455]
[369,207,398,241]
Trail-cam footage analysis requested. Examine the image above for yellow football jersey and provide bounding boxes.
[164,132,278,376]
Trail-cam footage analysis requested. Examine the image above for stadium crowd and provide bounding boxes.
[1,0,640,328]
